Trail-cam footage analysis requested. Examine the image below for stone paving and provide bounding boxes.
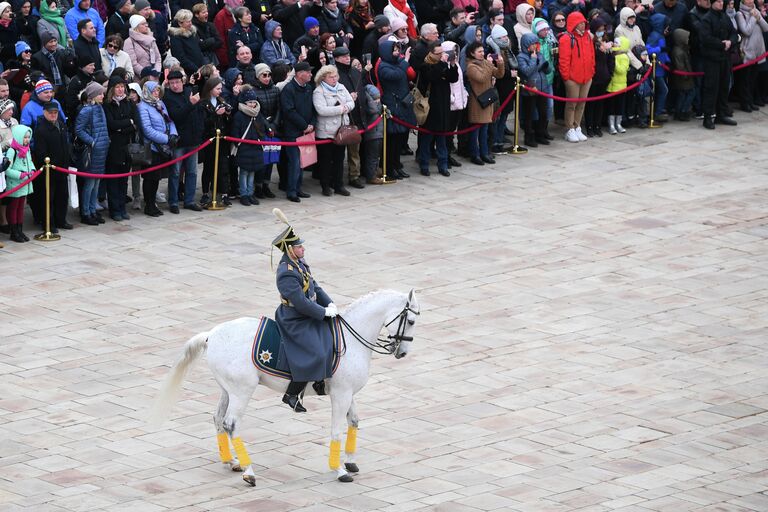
[1,112,767,512]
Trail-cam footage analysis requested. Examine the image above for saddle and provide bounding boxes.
[251,316,344,379]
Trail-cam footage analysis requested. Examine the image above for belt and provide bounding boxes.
[281,297,293,307]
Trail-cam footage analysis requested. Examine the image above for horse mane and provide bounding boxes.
[343,289,405,316]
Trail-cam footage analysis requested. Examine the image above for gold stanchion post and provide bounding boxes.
[510,76,528,154]
[379,106,396,184]
[205,129,226,210]
[34,157,60,242]
[649,54,662,128]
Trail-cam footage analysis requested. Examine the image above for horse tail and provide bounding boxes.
[148,331,209,426]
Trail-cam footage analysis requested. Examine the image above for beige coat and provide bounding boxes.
[466,57,505,124]
[312,83,355,140]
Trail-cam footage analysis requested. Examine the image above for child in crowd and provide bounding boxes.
[517,33,550,148]
[362,84,384,184]
[230,86,268,206]
[0,97,17,236]
[606,35,630,134]
[645,13,670,122]
[630,45,652,129]
[3,124,34,242]
[670,29,695,121]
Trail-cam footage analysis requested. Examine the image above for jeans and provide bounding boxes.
[468,123,489,158]
[492,112,509,146]
[654,76,669,115]
[81,175,102,216]
[170,146,198,206]
[239,169,255,197]
[675,88,695,114]
[284,145,303,198]
[417,132,448,171]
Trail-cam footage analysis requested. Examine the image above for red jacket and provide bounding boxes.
[557,12,596,84]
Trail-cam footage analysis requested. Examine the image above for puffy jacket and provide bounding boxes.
[558,12,596,84]
[279,78,317,140]
[312,82,355,140]
[137,100,178,152]
[252,80,281,128]
[3,125,35,198]
[228,22,263,63]
[518,33,550,94]
[607,36,631,92]
[75,103,110,173]
[260,20,296,66]
[670,29,695,90]
[646,13,670,76]
[615,7,645,69]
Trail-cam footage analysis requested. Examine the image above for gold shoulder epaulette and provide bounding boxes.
[287,264,294,271]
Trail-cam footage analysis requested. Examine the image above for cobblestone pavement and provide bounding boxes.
[1,112,767,512]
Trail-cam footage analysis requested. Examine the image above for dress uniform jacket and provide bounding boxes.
[274,253,335,382]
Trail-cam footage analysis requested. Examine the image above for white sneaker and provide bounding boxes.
[564,129,580,143]
[156,192,167,203]
[575,127,588,141]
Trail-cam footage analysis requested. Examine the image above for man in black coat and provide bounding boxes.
[73,18,102,72]
[106,0,133,39]
[410,23,441,73]
[64,55,96,123]
[362,15,390,67]
[335,47,366,188]
[32,102,72,231]
[698,0,737,128]
[163,69,206,211]
[279,61,316,202]
[271,0,315,49]
[31,33,76,101]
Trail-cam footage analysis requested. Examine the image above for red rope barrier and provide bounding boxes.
[52,139,212,179]
[224,116,383,146]
[0,169,42,199]
[523,66,653,101]
[659,49,768,76]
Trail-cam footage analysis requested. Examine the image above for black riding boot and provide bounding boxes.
[283,381,307,412]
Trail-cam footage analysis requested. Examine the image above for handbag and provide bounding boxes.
[72,136,92,171]
[473,86,499,109]
[412,74,431,125]
[333,122,361,146]
[296,132,318,168]
[263,136,281,164]
[127,134,152,168]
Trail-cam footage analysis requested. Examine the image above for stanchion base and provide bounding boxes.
[34,232,61,242]
[379,177,397,185]
[648,122,663,129]
[509,145,528,155]
[205,201,227,211]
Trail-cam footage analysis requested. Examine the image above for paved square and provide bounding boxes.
[1,114,767,511]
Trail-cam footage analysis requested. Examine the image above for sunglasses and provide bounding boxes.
[22,49,31,52]
[554,18,565,22]
[107,43,119,49]
[261,72,271,76]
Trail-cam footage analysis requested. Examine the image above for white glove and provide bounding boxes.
[324,303,338,318]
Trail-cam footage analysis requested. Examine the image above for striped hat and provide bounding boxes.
[34,80,54,95]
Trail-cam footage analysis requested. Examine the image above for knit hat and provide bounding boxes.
[115,0,129,9]
[239,88,258,103]
[34,79,54,95]
[253,63,271,77]
[84,81,105,99]
[364,84,380,100]
[390,18,407,33]
[129,14,146,30]
[303,16,319,31]
[533,18,550,34]
[40,30,58,46]
[294,61,311,73]
[0,2,10,16]
[0,98,14,115]
[491,25,508,39]
[15,41,31,56]
[77,53,95,68]
[374,14,390,30]
[133,0,150,10]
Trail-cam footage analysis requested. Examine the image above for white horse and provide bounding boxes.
[151,289,420,485]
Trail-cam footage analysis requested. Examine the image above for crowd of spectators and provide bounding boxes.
[0,0,765,244]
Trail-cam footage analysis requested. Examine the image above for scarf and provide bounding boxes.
[321,80,338,93]
[238,101,260,117]
[324,6,339,19]
[0,18,10,27]
[113,94,126,103]
[270,40,287,60]
[40,1,68,45]
[11,138,30,159]
[105,51,117,74]
[424,51,441,65]
[43,48,63,86]
[129,28,157,64]
[142,82,160,105]
[389,0,417,39]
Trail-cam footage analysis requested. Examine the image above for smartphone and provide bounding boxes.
[363,53,371,65]
[489,53,498,61]
[447,50,456,63]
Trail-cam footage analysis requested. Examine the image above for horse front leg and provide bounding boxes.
[344,397,360,474]
[213,389,241,471]
[329,391,354,482]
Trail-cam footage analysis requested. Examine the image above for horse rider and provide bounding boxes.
[273,219,339,413]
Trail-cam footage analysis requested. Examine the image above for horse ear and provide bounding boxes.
[408,288,416,303]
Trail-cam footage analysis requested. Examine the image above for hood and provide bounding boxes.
[632,44,647,60]
[463,24,479,45]
[378,39,399,64]
[533,17,550,36]
[223,67,242,89]
[516,3,534,28]
[672,28,689,47]
[566,12,587,33]
[650,13,668,33]
[11,124,32,146]
[520,33,539,52]
[614,35,630,52]
[619,7,636,26]
[265,19,281,41]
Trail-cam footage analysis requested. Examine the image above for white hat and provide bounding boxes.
[0,3,11,16]
[128,82,142,97]
[129,14,146,30]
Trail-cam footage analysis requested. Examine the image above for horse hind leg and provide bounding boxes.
[344,398,360,475]
[213,389,242,472]
[222,391,258,486]
[329,391,354,482]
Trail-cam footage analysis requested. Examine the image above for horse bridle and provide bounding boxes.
[336,301,420,356]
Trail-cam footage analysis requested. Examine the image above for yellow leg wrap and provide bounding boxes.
[329,440,341,470]
[232,437,252,467]
[345,427,357,454]
[217,433,233,462]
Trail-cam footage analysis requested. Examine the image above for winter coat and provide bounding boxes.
[231,108,268,171]
[124,28,162,73]
[607,36,631,92]
[192,17,222,66]
[31,47,76,90]
[337,61,364,126]
[514,3,535,49]
[736,4,768,63]
[646,13,671,76]
[228,22,263,63]
[137,100,178,152]
[670,29,695,90]
[37,18,71,49]
[593,39,616,86]
[213,8,235,68]
[73,35,103,72]
[201,98,230,139]
[699,8,738,62]
[33,116,71,172]
[312,3,350,37]
[279,78,316,140]
[312,82,355,140]
[252,80,281,129]
[106,11,130,39]
[21,95,66,131]
[417,60,459,132]
[466,56,505,124]
[377,39,417,133]
[518,33,551,94]
[558,12,596,84]
[486,40,519,115]
[100,48,135,79]
[64,6,105,45]
[362,89,384,141]
[0,117,18,152]
[164,86,205,148]
[103,96,139,173]
[169,24,206,75]
[75,103,110,173]
[534,17,556,85]
[3,125,35,198]
[260,19,296,66]
[271,1,313,52]
[615,7,645,69]
[64,70,93,122]
[0,18,19,63]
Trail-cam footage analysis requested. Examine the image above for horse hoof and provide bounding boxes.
[243,474,256,486]
[230,464,243,472]
[338,473,354,483]
[344,463,359,473]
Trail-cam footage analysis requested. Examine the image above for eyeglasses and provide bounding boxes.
[22,49,31,53]
[554,18,565,22]
[261,72,271,76]
[107,43,119,49]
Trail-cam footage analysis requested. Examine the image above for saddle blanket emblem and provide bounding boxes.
[251,316,344,379]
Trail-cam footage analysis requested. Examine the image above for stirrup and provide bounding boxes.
[282,393,307,413]
[312,381,327,396]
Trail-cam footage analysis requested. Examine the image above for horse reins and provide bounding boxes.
[335,303,420,356]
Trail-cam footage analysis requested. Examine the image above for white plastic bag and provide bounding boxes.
[67,170,79,209]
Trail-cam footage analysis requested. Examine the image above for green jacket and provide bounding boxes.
[607,36,631,93]
[533,18,555,86]
[4,125,35,198]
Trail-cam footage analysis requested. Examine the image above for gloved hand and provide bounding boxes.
[0,157,9,173]
[168,134,179,148]
[324,303,338,318]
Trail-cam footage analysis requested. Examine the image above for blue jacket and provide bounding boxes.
[259,20,296,66]
[517,33,551,93]
[137,100,178,152]
[64,6,105,46]
[21,95,66,132]
[646,13,671,76]
[279,78,316,140]
[376,40,416,134]
[75,103,110,173]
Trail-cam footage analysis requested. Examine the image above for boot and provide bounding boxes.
[608,115,618,135]
[282,394,307,412]
[615,116,626,133]
[524,132,538,148]
[262,184,276,198]
[703,115,715,130]
[18,224,29,242]
[535,121,551,145]
[10,224,25,243]
[312,381,327,396]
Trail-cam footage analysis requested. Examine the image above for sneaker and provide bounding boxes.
[575,127,588,141]
[565,129,580,143]
[156,192,167,203]
[95,201,105,211]
[491,144,508,155]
